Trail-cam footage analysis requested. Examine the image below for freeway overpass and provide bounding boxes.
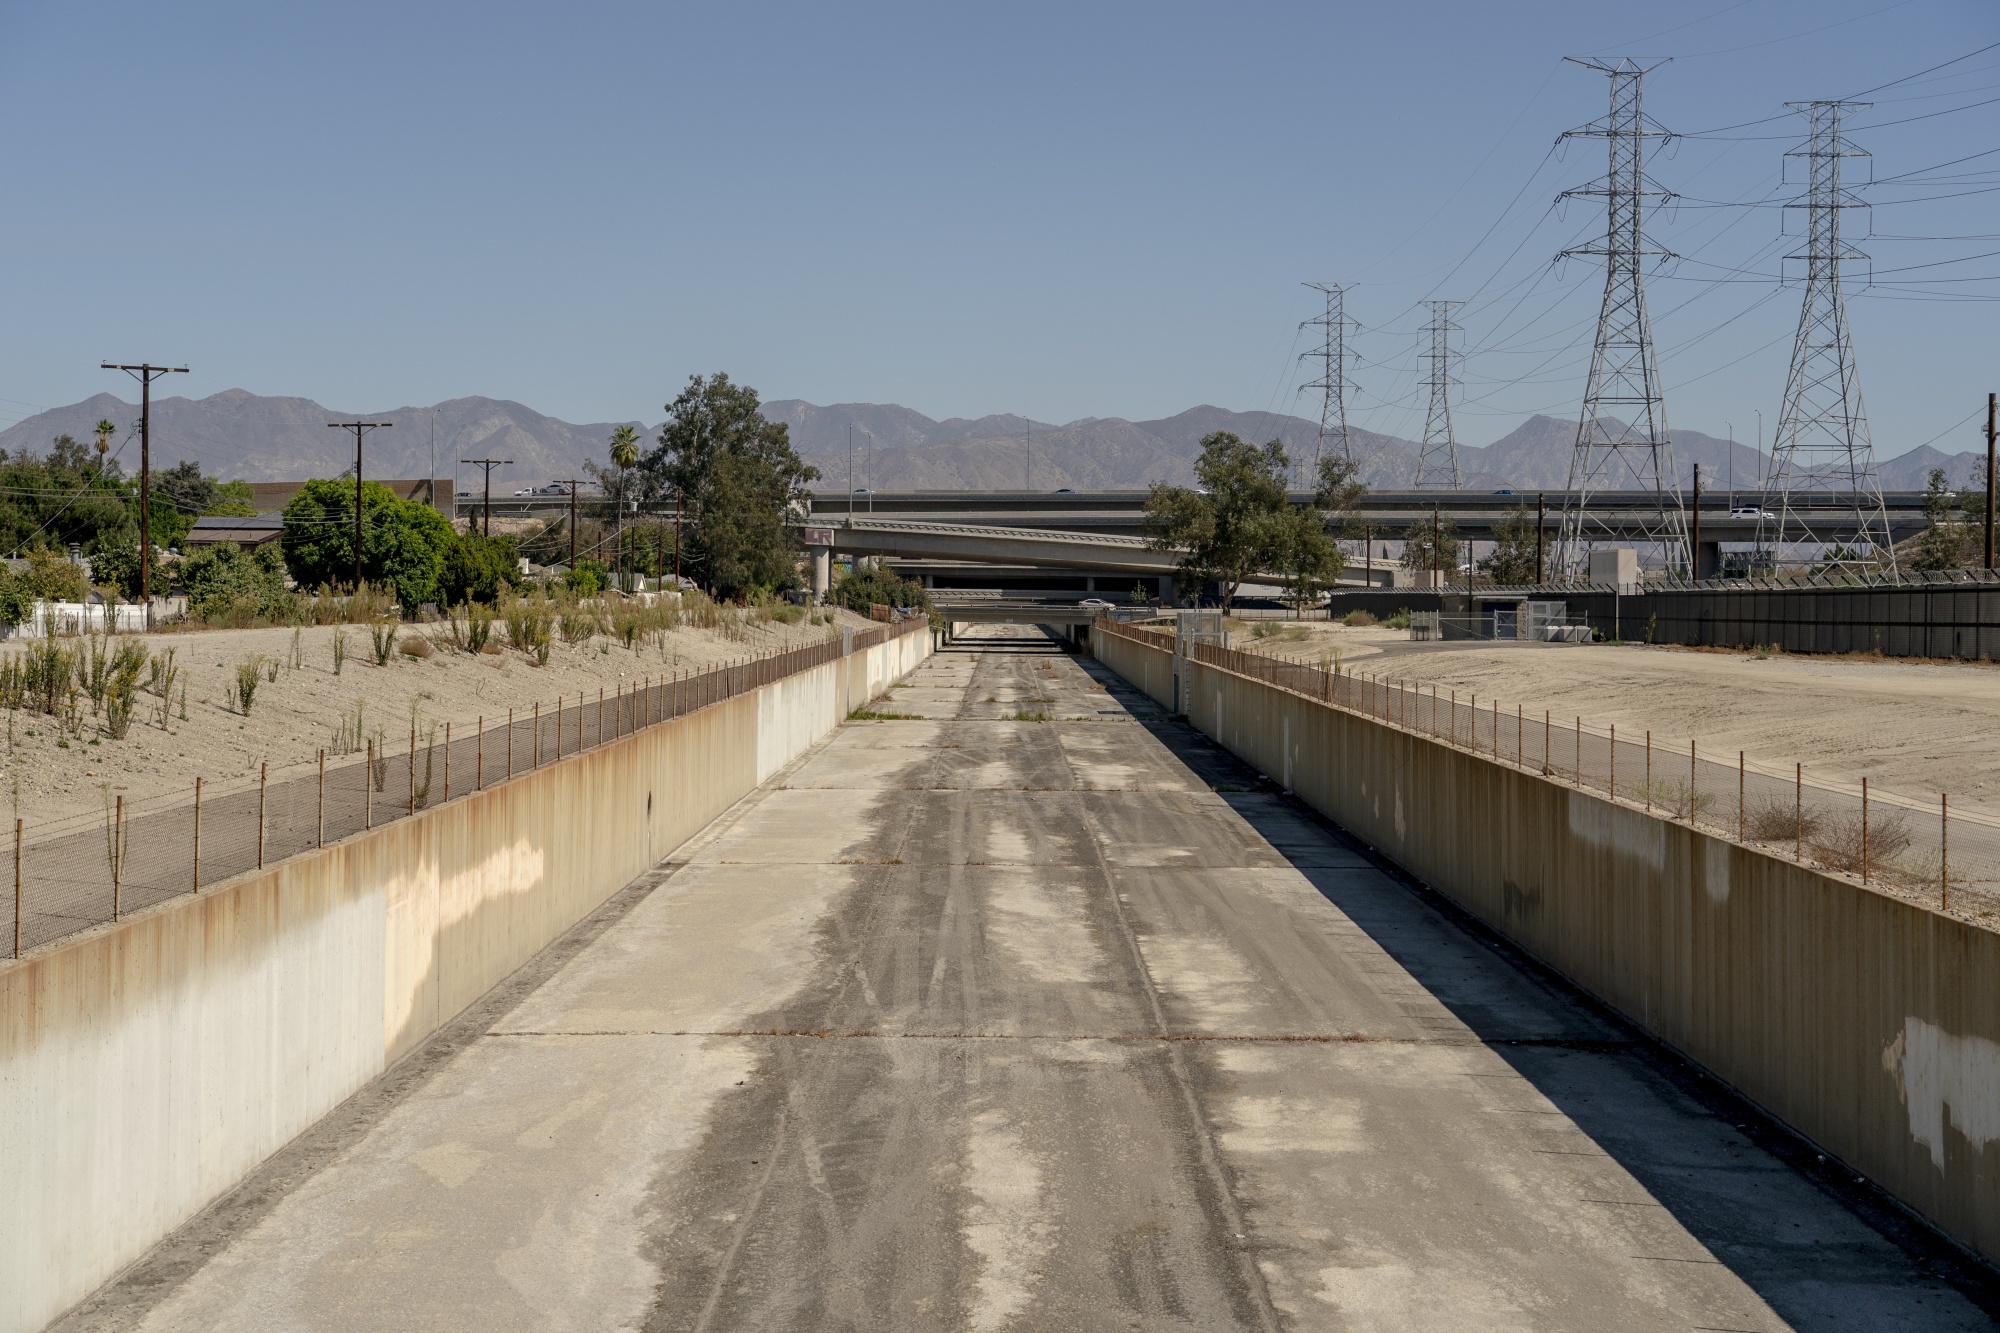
[808,488,1932,547]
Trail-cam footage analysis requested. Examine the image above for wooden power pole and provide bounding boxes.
[328,421,393,591]
[102,362,188,627]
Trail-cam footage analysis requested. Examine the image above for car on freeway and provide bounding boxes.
[1729,506,1773,518]
[1492,487,1517,495]
[1078,597,1114,610]
[1054,487,1075,494]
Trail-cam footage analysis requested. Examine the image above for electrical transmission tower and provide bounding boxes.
[1415,300,1461,489]
[1554,57,1687,580]
[1757,100,1893,573]
[1299,283,1359,484]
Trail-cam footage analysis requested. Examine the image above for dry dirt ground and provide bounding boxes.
[1237,620,2000,824]
[0,608,880,840]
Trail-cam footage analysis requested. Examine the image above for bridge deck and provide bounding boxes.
[71,628,1989,1331]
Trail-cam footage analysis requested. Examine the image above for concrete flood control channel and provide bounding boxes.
[56,626,1998,1331]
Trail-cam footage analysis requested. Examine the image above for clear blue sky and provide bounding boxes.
[0,0,1994,455]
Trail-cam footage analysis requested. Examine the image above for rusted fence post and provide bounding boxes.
[1688,740,1696,824]
[1645,731,1652,810]
[507,709,514,777]
[12,818,20,958]
[1795,763,1803,861]
[598,686,605,745]
[258,762,268,868]
[556,696,563,760]
[476,717,483,790]
[366,741,374,829]
[408,723,417,815]
[318,749,326,847]
[193,776,203,891]
[534,702,541,767]
[1942,793,1950,908]
[1516,705,1523,768]
[1862,777,1871,884]
[1609,725,1616,801]
[1575,718,1582,787]
[113,797,122,919]
[444,723,451,801]
[1738,752,1745,841]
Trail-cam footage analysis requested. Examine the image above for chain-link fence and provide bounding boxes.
[1096,618,1991,922]
[6,619,926,957]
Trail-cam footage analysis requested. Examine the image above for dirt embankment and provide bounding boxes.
[0,607,880,836]
[1236,620,2000,822]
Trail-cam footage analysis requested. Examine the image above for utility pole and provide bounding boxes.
[1536,491,1546,585]
[555,479,583,568]
[461,458,511,537]
[1985,393,1996,571]
[1690,462,1701,581]
[1300,283,1360,482]
[847,424,855,525]
[102,362,188,627]
[1759,100,1893,573]
[1554,57,1685,581]
[1415,301,1462,489]
[328,420,393,593]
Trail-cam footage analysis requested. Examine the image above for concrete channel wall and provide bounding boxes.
[1093,627,2000,1268]
[0,629,929,1333]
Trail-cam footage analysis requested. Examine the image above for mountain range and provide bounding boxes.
[0,390,1976,499]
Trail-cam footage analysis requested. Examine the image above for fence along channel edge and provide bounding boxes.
[9,619,925,957]
[1095,617,1995,929]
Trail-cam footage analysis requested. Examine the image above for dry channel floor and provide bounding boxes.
[58,625,1996,1331]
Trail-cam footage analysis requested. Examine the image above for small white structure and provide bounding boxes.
[2,601,151,639]
[1587,548,1641,594]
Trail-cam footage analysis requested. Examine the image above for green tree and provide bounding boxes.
[279,478,455,609]
[439,530,522,605]
[1401,510,1460,581]
[641,374,820,598]
[179,542,290,620]
[1910,467,1973,572]
[0,436,137,558]
[1268,504,1341,615]
[92,419,115,472]
[1479,505,1545,585]
[1142,431,1294,610]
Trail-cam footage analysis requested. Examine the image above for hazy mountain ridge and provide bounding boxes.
[0,390,1972,497]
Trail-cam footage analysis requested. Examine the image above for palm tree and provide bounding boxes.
[608,425,640,589]
[92,419,115,472]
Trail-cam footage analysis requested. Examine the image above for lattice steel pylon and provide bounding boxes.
[1299,282,1359,484]
[1414,300,1461,489]
[1554,57,1687,580]
[1756,100,1894,574]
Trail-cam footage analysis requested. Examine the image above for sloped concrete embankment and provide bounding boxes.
[1093,627,2000,1268]
[0,629,929,1333]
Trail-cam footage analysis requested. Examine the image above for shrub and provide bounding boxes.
[400,635,433,660]
[1746,798,1821,845]
[1809,809,1913,874]
[369,620,398,666]
[23,547,89,603]
[1382,608,1412,631]
[235,659,263,714]
[1341,609,1377,627]
[565,557,607,596]
[180,541,292,624]
[831,566,928,617]
[439,531,521,606]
